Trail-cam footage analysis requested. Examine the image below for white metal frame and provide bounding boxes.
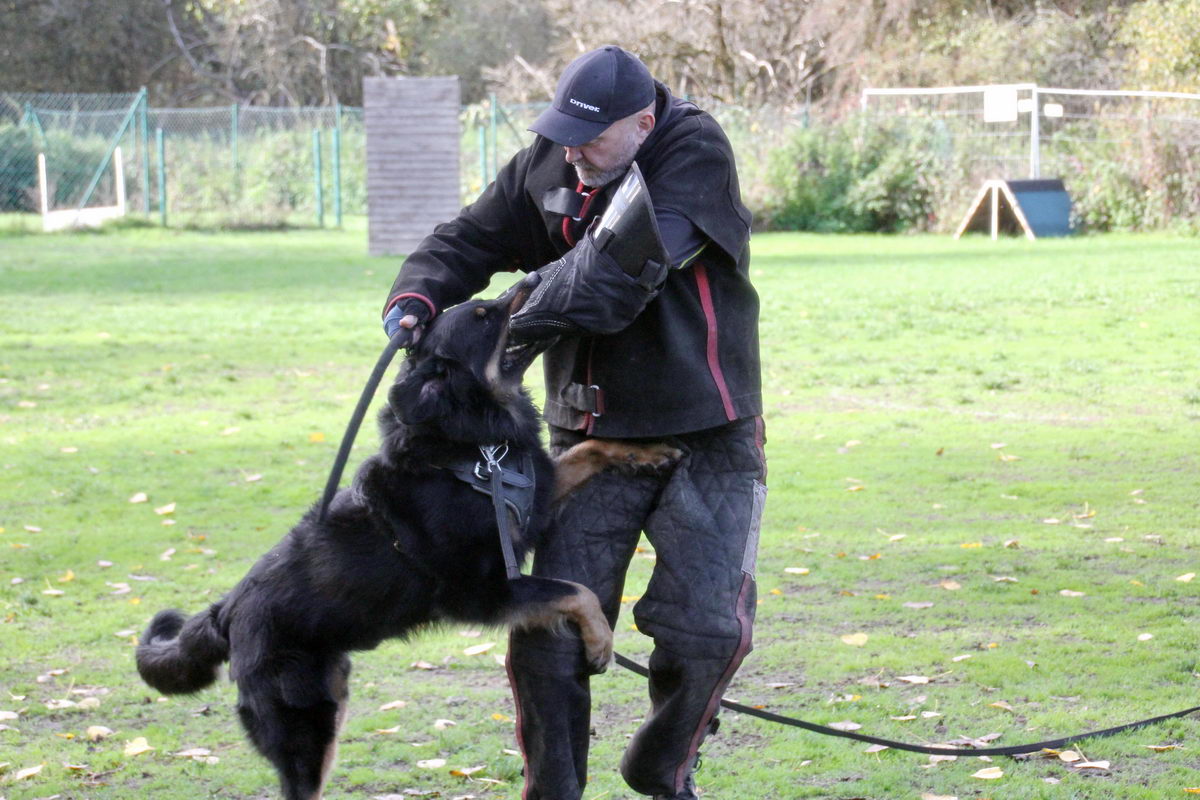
[861,84,1200,180]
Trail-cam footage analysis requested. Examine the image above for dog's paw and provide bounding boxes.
[583,630,614,675]
[623,443,683,472]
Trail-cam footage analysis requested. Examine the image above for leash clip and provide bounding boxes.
[478,442,510,477]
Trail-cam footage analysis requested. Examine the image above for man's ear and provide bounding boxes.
[388,360,446,425]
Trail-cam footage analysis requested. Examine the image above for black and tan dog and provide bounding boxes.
[135,283,677,800]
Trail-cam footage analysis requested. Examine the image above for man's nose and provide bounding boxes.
[564,146,582,164]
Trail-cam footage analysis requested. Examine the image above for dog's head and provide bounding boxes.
[386,277,550,442]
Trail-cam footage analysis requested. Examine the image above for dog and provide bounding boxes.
[135,282,679,800]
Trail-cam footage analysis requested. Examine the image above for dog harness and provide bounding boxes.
[444,443,536,580]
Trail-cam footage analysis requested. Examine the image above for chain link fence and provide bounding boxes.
[1,92,144,224]
[6,86,1195,233]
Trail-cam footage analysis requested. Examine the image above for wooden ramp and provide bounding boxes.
[955,179,1072,240]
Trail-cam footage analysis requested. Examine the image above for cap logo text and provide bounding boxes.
[569,98,601,113]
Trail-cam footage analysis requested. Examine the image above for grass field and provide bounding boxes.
[1,224,1199,799]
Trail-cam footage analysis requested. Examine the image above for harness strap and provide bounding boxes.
[481,444,523,581]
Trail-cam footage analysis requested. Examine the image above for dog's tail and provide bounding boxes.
[136,605,229,695]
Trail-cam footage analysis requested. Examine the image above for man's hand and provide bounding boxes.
[383,300,429,347]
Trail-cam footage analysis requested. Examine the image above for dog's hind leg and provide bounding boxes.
[237,654,351,800]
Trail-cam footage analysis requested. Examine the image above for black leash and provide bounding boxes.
[614,653,1200,757]
[317,332,406,523]
[318,337,1200,758]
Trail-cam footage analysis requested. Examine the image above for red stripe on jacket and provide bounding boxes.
[692,263,737,422]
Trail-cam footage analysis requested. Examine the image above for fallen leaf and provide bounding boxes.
[416,758,447,768]
[86,726,114,741]
[927,754,957,764]
[462,641,496,657]
[840,633,868,647]
[1059,589,1086,597]
[1058,750,1082,763]
[891,715,917,721]
[124,737,155,756]
[174,748,212,758]
[129,493,148,504]
[828,721,862,732]
[1138,633,1154,642]
[784,567,810,575]
[1074,760,1111,770]
[864,744,889,753]
[410,661,436,670]
[972,766,1004,780]
[1144,744,1178,751]
[154,502,176,516]
[920,794,957,800]
[939,580,961,591]
[992,576,1018,583]
[12,763,44,780]
[433,719,456,730]
[450,765,487,777]
[951,654,973,662]
[990,701,1014,712]
[1177,573,1195,583]
[308,432,326,443]
[897,675,931,684]
[491,713,511,722]
[378,700,407,711]
[373,725,402,734]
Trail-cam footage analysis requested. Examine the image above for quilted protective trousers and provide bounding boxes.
[507,417,767,799]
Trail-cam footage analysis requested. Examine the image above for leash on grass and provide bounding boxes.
[613,653,1200,757]
[318,336,1200,758]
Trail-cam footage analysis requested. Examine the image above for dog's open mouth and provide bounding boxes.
[500,336,553,377]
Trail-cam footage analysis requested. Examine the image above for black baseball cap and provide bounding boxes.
[529,46,655,147]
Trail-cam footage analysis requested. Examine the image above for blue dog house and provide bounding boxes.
[955,178,1073,239]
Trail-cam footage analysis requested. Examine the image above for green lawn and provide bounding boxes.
[1,224,1199,799]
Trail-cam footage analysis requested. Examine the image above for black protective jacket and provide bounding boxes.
[384,84,761,438]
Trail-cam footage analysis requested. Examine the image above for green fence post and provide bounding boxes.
[140,89,151,214]
[313,129,324,228]
[231,103,240,195]
[332,127,343,228]
[478,125,488,190]
[77,87,145,210]
[333,103,343,227]
[156,127,167,227]
[489,92,499,182]
[23,103,47,146]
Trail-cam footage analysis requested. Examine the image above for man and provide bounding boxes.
[382,45,765,800]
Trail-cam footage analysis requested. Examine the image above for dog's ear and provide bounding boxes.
[389,360,447,425]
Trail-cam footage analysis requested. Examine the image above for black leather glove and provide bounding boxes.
[382,298,430,347]
[507,233,664,343]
